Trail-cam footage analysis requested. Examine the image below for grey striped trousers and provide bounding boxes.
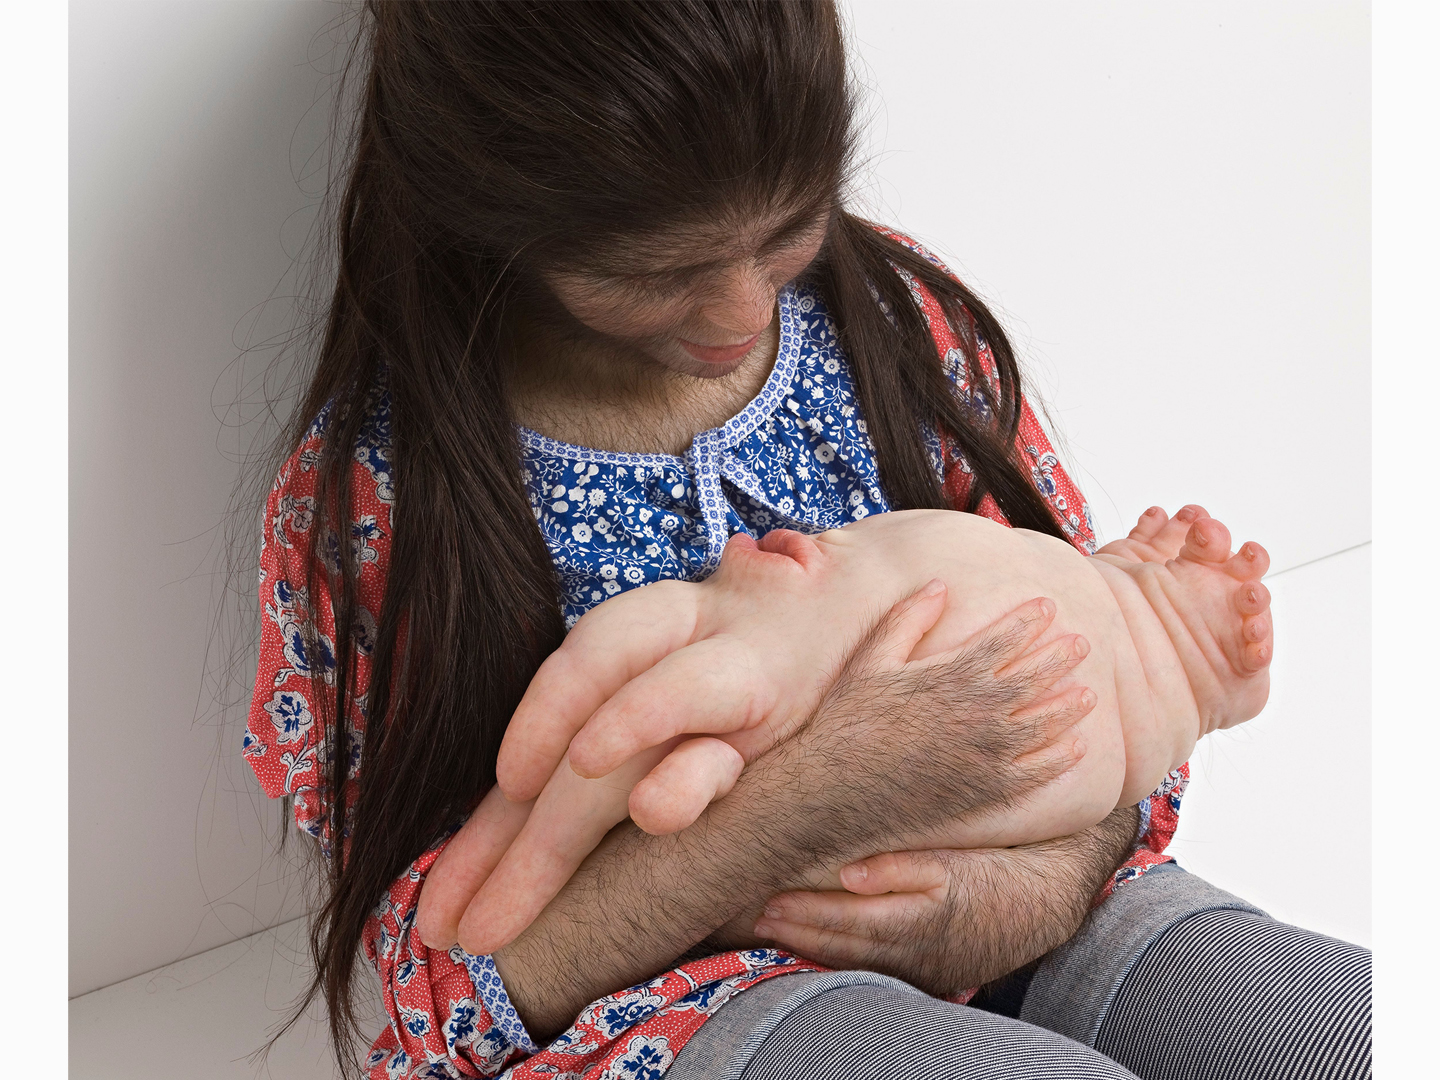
[669,864,1370,1080]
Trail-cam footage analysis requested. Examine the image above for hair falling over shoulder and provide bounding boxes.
[277,1,1066,1068]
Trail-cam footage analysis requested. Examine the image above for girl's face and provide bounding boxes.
[544,208,831,380]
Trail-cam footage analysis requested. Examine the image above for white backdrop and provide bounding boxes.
[69,0,1370,1001]
[69,0,341,996]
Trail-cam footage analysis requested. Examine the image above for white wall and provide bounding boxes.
[845,0,1370,574]
[69,0,343,996]
[69,0,1370,1001]
[845,0,1370,944]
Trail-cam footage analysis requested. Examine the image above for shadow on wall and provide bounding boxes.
[69,0,358,997]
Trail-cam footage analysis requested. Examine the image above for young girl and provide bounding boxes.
[243,4,1367,1079]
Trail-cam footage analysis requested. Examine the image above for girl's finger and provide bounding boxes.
[760,889,932,937]
[1009,683,1098,742]
[629,736,745,835]
[496,580,699,801]
[906,596,1058,677]
[415,784,533,950]
[847,578,949,673]
[996,632,1091,701]
[836,849,951,895]
[750,918,884,968]
[1012,727,1088,787]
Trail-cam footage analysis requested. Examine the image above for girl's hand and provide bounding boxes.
[421,590,1094,957]
[751,805,1142,995]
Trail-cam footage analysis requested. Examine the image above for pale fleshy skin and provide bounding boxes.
[416,504,1272,954]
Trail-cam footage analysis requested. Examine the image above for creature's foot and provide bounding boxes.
[1126,512,1273,734]
[1098,504,1211,565]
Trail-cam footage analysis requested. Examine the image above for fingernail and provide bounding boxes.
[1038,598,1054,617]
[1080,688,1097,709]
[1073,637,1089,659]
[763,904,783,921]
[753,920,773,937]
[922,578,945,596]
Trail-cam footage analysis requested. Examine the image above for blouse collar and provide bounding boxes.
[513,281,804,466]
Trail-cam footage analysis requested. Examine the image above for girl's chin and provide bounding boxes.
[652,345,750,380]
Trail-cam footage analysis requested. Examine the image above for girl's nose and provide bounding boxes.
[701,262,777,338]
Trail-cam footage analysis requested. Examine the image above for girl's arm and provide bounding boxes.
[751,805,1143,998]
[491,591,1098,1041]
[245,442,530,1077]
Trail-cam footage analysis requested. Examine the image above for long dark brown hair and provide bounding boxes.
[283,0,1068,1068]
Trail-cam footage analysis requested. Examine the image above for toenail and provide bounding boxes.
[1146,507,1161,517]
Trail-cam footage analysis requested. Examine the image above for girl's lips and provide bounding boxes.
[679,331,762,365]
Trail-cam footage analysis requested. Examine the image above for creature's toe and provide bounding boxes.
[1243,612,1270,643]
[1180,516,1232,563]
[1129,506,1169,541]
[1235,580,1272,616]
[1242,638,1272,671]
[1225,541,1270,581]
[1151,508,1201,555]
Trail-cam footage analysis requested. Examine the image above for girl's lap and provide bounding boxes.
[670,865,1371,1080]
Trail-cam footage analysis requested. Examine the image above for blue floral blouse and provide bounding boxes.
[521,280,948,628]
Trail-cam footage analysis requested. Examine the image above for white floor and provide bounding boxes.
[69,545,1371,1078]
[68,916,353,1080]
[1170,543,1371,948]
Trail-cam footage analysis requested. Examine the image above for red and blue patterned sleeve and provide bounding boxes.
[244,416,826,1078]
[888,232,1183,897]
[243,416,533,1077]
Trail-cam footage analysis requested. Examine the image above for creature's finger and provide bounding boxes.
[1012,728,1088,785]
[629,737,745,835]
[1180,516,1233,564]
[1235,580,1272,617]
[415,785,533,950]
[458,743,669,955]
[497,581,699,801]
[567,635,774,779]
[1226,540,1270,581]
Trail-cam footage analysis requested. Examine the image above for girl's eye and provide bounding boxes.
[610,270,709,296]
